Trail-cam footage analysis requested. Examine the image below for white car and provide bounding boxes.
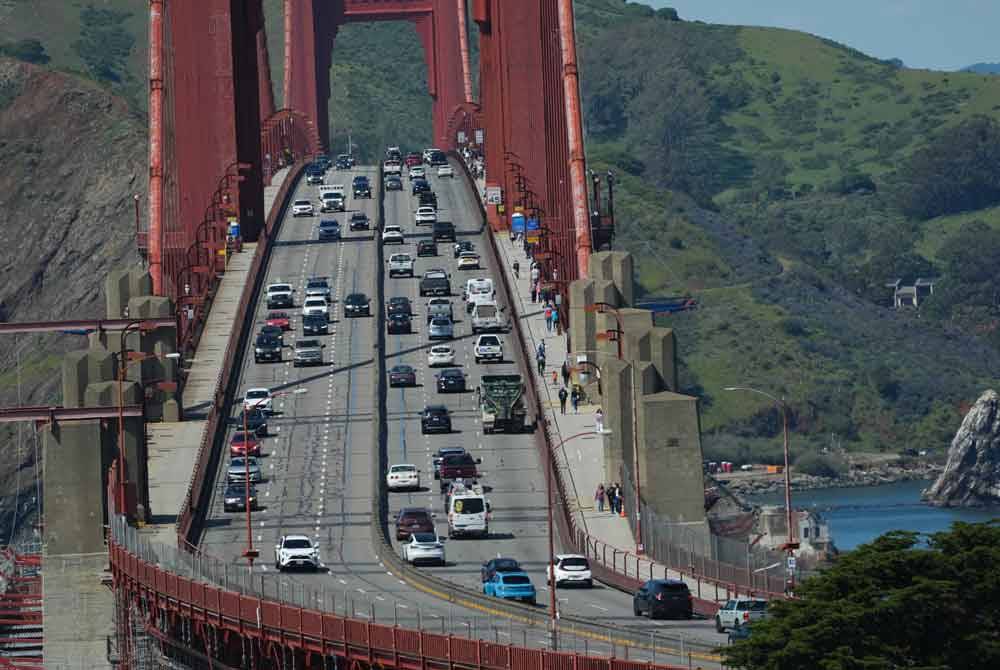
[546,554,593,588]
[427,345,455,367]
[386,464,421,491]
[388,253,415,277]
[415,206,437,225]
[457,252,480,270]
[301,296,329,317]
[243,388,272,412]
[437,165,454,178]
[473,334,503,364]
[274,534,320,571]
[291,200,314,217]
[408,166,426,180]
[382,225,404,245]
[266,283,294,309]
[402,532,445,566]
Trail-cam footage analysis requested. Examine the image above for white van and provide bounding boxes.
[471,301,505,333]
[446,482,490,538]
[464,277,494,312]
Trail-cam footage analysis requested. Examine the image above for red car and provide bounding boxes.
[230,431,261,457]
[404,153,423,167]
[266,311,291,331]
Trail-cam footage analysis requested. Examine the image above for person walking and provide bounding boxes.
[512,260,520,279]
[558,386,568,414]
[537,340,546,359]
[551,370,558,386]
[544,303,554,333]
[608,483,618,513]
[595,484,606,513]
[561,360,570,387]
[595,407,605,434]
[551,305,560,335]
[536,347,546,375]
[570,386,580,413]
[530,281,538,303]
[613,483,622,513]
[530,264,540,285]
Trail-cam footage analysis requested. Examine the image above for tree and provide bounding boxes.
[724,522,1000,669]
[0,39,50,65]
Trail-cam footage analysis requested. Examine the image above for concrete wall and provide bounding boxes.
[568,278,619,355]
[588,251,634,307]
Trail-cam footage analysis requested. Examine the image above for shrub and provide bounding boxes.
[794,452,846,478]
[0,39,50,64]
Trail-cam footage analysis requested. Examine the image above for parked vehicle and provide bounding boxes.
[633,579,693,620]
[478,375,526,433]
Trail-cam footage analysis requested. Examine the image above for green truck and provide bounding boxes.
[478,375,527,434]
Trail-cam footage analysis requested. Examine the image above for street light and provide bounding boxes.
[241,387,307,573]
[585,303,623,360]
[723,386,799,592]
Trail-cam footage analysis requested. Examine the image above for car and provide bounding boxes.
[352,175,371,198]
[291,200,314,217]
[293,339,324,367]
[325,193,346,212]
[715,598,769,632]
[433,221,456,242]
[483,571,536,604]
[453,240,474,258]
[301,296,329,317]
[421,405,451,434]
[229,430,261,457]
[274,535,320,571]
[386,463,421,491]
[387,313,412,334]
[427,345,455,367]
[402,532,445,565]
[382,225,405,245]
[253,334,282,363]
[388,253,415,277]
[349,212,370,230]
[437,164,454,178]
[304,278,331,300]
[388,364,417,387]
[335,155,351,170]
[243,388,272,412]
[425,268,449,280]
[383,160,402,175]
[395,507,435,541]
[427,316,454,340]
[481,557,522,583]
[426,298,453,323]
[386,146,402,161]
[436,368,467,393]
[457,251,480,270]
[387,296,412,317]
[265,311,291,331]
[236,408,268,438]
[343,293,371,317]
[302,313,329,334]
[260,324,284,344]
[633,579,693,620]
[418,191,438,209]
[547,554,593,588]
[411,178,431,195]
[314,156,332,171]
[404,152,423,167]
[223,482,258,512]
[414,206,437,225]
[428,150,448,166]
[318,220,341,241]
[464,277,494,304]
[419,270,450,297]
[266,283,294,309]
[306,170,324,185]
[385,175,403,191]
[432,447,467,479]
[417,239,437,257]
[408,165,426,180]
[227,456,262,483]
[473,334,503,364]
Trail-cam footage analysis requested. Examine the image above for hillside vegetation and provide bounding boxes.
[4,0,1000,462]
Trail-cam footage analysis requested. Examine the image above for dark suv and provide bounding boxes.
[387,296,412,317]
[433,221,456,242]
[254,334,282,363]
[302,313,329,335]
[418,191,438,209]
[387,313,412,334]
[352,175,371,198]
[349,212,370,230]
[417,239,437,257]
[395,507,435,541]
[421,405,452,434]
[633,579,693,620]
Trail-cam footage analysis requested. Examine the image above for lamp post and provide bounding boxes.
[723,386,798,592]
[584,303,623,360]
[241,387,306,573]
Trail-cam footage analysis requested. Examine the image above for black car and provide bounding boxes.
[223,482,258,512]
[417,239,437,257]
[389,365,417,387]
[429,150,448,166]
[387,296,412,317]
[481,557,522,583]
[335,156,351,170]
[419,276,450,297]
[234,408,268,438]
[436,368,467,393]
[352,175,371,198]
[254,334,282,363]
[386,175,403,191]
[433,221,456,242]
[302,313,329,335]
[418,191,438,209]
[453,240,474,258]
[387,313,412,334]
[343,293,371,317]
[421,405,451,434]
[314,155,331,170]
[411,178,431,195]
[260,324,284,343]
[318,219,341,241]
[349,212,370,230]
[633,579,693,620]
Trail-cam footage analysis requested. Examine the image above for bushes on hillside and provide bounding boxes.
[0,39,50,65]
[73,6,135,84]
[793,452,846,478]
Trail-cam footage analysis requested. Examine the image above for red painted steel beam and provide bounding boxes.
[455,0,474,104]
[148,0,165,294]
[0,405,143,424]
[284,0,337,151]
[0,317,175,336]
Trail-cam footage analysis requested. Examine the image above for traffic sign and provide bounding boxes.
[786,556,796,571]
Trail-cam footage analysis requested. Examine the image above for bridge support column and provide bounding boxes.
[284,0,336,152]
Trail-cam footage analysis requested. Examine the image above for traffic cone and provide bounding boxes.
[619,502,626,518]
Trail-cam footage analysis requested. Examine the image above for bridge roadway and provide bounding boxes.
[195,162,721,662]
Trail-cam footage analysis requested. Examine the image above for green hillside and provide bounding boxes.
[4,0,1000,459]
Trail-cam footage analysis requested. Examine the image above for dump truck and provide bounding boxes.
[478,375,527,434]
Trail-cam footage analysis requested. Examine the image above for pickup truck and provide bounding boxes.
[471,301,505,333]
[419,276,450,297]
[715,598,768,632]
[388,253,415,277]
[437,452,482,492]
[254,334,282,363]
[266,283,294,309]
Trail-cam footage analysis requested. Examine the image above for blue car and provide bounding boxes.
[483,571,536,605]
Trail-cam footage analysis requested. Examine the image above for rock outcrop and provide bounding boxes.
[923,390,1000,507]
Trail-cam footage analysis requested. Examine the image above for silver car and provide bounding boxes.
[227,457,262,483]
[293,339,324,367]
[428,316,454,340]
[304,278,331,300]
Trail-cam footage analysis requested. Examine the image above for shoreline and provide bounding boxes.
[719,462,944,498]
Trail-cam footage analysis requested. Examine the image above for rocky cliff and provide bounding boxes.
[923,390,1000,507]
